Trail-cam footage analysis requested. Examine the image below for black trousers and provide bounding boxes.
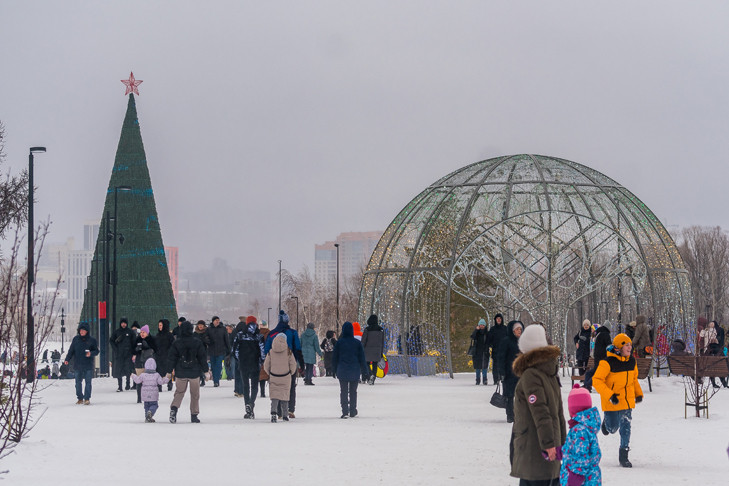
[367,362,377,382]
[339,379,358,415]
[239,367,259,406]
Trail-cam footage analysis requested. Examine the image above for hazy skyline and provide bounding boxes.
[2,1,728,278]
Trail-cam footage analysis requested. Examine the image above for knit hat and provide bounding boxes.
[246,315,257,324]
[518,324,548,354]
[211,316,220,322]
[613,333,632,348]
[477,319,487,327]
[568,384,592,416]
[278,310,289,325]
[140,325,150,334]
[582,319,591,328]
[367,314,379,327]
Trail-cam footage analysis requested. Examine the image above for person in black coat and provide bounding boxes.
[155,319,175,391]
[172,316,186,339]
[470,319,490,385]
[584,321,611,392]
[333,321,368,418]
[64,322,99,404]
[167,321,210,423]
[207,316,231,387]
[233,316,264,418]
[110,317,135,392]
[573,319,592,376]
[487,313,507,384]
[321,330,337,377]
[133,325,158,403]
[495,320,523,423]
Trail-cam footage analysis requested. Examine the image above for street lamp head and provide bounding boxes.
[334,243,339,248]
[29,147,46,154]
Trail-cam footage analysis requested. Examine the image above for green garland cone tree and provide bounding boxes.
[80,94,177,337]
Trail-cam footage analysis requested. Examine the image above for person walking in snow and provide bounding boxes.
[573,319,592,377]
[194,320,210,386]
[233,315,264,418]
[495,320,523,423]
[560,385,602,486]
[584,321,611,392]
[321,330,337,377]
[207,316,230,387]
[263,333,297,423]
[64,322,99,405]
[131,357,169,422]
[333,321,368,419]
[155,319,175,392]
[510,324,566,485]
[593,333,644,468]
[167,321,210,424]
[110,317,135,392]
[470,318,490,385]
[487,313,507,384]
[301,322,323,385]
[362,314,385,385]
[264,311,304,418]
[259,321,270,397]
[133,325,158,404]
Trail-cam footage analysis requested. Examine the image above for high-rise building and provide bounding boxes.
[314,231,382,290]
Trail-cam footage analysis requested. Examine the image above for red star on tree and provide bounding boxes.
[121,72,143,95]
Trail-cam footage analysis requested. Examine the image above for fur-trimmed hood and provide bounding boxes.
[512,345,560,377]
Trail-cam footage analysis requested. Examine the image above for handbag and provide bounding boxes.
[259,367,269,381]
[490,381,507,409]
[467,339,475,357]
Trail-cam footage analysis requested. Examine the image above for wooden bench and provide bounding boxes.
[570,357,594,383]
[635,357,653,391]
[667,355,729,418]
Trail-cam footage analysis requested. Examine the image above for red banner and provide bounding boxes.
[98,301,107,319]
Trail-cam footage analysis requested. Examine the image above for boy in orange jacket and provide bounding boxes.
[593,333,643,468]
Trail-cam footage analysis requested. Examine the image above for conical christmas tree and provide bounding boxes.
[80,94,177,340]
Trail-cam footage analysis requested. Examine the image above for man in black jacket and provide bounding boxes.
[110,317,135,392]
[207,316,230,387]
[487,313,507,384]
[167,321,210,423]
[64,322,99,405]
[584,321,611,392]
[233,316,264,418]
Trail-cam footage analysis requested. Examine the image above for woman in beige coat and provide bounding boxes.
[263,333,297,423]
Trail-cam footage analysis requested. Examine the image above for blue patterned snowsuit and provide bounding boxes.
[560,406,602,486]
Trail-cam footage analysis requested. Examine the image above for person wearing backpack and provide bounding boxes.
[167,321,210,424]
[264,311,304,418]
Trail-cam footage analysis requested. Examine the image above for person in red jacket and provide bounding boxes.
[592,333,643,468]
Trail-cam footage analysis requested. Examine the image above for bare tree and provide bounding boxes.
[677,226,729,324]
[1,222,59,465]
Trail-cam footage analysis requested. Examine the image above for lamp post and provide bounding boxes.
[26,146,46,383]
[334,243,340,335]
[267,307,272,328]
[60,307,66,354]
[291,296,299,331]
[278,260,282,312]
[111,186,131,342]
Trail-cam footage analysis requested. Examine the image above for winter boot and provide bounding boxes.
[619,447,632,468]
[169,406,177,424]
[167,381,173,391]
[475,377,481,385]
[483,377,488,385]
[145,411,153,423]
[271,413,277,423]
[250,404,255,419]
[191,414,200,423]
[244,404,252,419]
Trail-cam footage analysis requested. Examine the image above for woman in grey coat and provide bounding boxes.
[362,314,385,385]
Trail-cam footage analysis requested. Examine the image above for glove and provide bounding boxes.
[609,393,619,405]
[567,472,585,486]
[635,395,643,403]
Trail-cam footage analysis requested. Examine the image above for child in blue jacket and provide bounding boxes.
[560,384,602,486]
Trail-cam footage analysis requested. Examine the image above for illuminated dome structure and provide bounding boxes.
[358,154,692,376]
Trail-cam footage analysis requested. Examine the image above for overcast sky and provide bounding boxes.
[2,1,728,277]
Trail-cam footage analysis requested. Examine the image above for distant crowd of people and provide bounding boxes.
[62,311,386,424]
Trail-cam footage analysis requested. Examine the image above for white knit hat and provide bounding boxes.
[519,324,549,354]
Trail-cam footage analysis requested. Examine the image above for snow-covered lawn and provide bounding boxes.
[3,372,727,485]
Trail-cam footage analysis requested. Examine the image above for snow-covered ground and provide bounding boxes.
[3,370,728,485]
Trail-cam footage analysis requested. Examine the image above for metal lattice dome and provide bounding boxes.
[358,154,692,376]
